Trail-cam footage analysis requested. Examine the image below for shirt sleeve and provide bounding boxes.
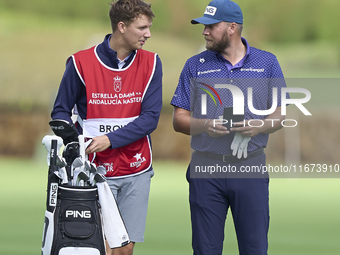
[106,55,163,149]
[51,58,87,125]
[170,59,193,111]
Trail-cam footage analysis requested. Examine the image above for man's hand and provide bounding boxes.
[230,107,285,136]
[85,135,111,154]
[230,119,263,137]
[204,119,230,138]
[173,107,230,136]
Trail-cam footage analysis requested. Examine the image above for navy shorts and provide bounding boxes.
[187,152,269,255]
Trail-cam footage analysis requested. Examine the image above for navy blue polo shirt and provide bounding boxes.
[171,38,286,154]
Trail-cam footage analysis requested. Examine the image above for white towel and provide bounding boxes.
[96,182,130,248]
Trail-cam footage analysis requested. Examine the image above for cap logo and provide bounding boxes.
[204,6,217,16]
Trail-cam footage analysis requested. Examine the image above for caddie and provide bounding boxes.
[51,1,162,254]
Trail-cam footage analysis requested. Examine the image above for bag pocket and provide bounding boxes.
[60,203,96,239]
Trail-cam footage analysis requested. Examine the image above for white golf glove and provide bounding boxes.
[231,132,251,159]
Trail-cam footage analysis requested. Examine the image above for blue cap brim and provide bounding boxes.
[191,16,222,25]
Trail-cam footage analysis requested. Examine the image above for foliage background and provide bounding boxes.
[1,0,339,109]
[1,0,340,43]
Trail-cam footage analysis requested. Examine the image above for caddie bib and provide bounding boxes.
[71,45,157,177]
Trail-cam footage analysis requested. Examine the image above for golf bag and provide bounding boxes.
[48,185,105,255]
[41,119,130,255]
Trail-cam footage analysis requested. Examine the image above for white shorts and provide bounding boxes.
[106,170,154,242]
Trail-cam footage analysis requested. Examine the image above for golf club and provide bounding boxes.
[92,172,106,186]
[76,171,90,186]
[42,135,63,166]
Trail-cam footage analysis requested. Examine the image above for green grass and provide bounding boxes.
[1,157,340,255]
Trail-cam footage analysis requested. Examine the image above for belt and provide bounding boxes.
[195,148,264,163]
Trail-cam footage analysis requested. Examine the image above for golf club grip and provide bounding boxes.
[50,140,58,167]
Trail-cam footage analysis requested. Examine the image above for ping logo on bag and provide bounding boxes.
[65,210,92,219]
[49,183,58,207]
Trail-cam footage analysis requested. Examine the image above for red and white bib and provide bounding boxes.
[71,46,157,177]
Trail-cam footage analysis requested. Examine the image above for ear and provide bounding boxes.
[117,21,126,34]
[228,22,237,35]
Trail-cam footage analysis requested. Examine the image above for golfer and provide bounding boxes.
[51,0,162,254]
[171,0,287,254]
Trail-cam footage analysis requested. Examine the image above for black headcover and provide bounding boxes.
[49,119,79,145]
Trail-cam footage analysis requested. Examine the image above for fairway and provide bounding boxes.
[1,157,340,255]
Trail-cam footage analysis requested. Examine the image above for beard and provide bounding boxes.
[205,32,230,52]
